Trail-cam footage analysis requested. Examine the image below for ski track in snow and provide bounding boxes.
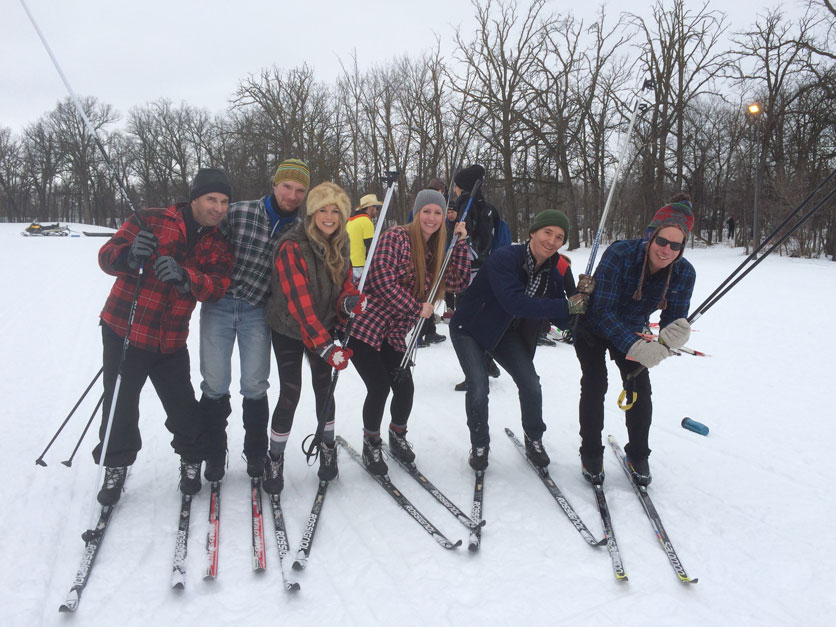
[2,223,835,626]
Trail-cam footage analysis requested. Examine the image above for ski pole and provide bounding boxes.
[62,393,105,467]
[301,170,400,461]
[35,367,103,466]
[569,78,655,343]
[691,181,836,321]
[20,0,150,535]
[396,178,483,378]
[18,0,143,228]
[619,173,836,406]
[690,167,836,321]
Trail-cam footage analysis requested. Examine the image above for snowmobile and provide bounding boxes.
[22,220,71,237]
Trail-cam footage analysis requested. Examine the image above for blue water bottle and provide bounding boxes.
[681,417,709,436]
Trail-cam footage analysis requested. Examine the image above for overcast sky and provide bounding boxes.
[3,0,788,134]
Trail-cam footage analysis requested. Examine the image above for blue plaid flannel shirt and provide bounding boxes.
[584,238,696,354]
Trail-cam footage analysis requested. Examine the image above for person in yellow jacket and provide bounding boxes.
[347,193,381,280]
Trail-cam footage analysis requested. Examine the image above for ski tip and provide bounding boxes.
[448,539,463,549]
[291,560,306,572]
[467,539,481,552]
[58,591,79,613]
[286,581,301,592]
[684,577,699,584]
[171,580,185,590]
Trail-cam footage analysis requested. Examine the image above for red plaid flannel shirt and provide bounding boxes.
[275,240,357,350]
[99,204,233,353]
[350,227,470,352]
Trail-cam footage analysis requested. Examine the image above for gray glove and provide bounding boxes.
[567,293,588,315]
[127,229,158,269]
[153,256,188,288]
[627,338,671,369]
[659,318,691,350]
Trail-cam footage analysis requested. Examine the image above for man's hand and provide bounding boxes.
[127,229,158,269]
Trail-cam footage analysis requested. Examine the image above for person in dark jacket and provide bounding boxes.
[94,168,234,505]
[450,209,590,470]
[262,182,364,493]
[575,194,696,487]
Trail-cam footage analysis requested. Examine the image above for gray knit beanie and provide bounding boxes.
[412,189,448,216]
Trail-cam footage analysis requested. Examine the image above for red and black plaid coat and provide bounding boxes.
[99,204,233,353]
[350,226,470,352]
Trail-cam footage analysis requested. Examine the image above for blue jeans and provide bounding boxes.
[199,294,271,400]
[451,327,545,447]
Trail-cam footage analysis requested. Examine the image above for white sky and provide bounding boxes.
[2,0,789,134]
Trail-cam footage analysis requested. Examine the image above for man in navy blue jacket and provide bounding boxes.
[575,194,696,487]
[450,210,590,470]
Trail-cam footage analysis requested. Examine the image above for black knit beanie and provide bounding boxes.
[190,168,232,201]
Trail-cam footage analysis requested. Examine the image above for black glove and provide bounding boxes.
[153,256,188,288]
[127,229,158,269]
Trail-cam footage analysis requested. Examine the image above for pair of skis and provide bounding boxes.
[177,476,329,592]
[336,437,484,551]
[505,427,696,584]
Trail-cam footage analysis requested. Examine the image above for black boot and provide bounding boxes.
[199,394,230,480]
[581,454,605,485]
[388,427,415,463]
[469,446,490,471]
[263,453,284,495]
[97,466,128,505]
[242,396,269,473]
[318,441,338,481]
[362,436,388,475]
[179,458,203,494]
[627,455,652,486]
[204,452,226,482]
[524,435,550,468]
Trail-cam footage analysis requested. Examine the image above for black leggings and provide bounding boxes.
[269,331,334,435]
[349,338,414,433]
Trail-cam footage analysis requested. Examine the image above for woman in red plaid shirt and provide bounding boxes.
[349,189,470,475]
[262,182,365,493]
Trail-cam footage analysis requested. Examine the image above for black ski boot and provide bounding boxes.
[581,454,605,485]
[362,436,388,475]
[263,454,284,495]
[318,441,339,481]
[524,435,550,468]
[469,446,490,471]
[388,428,415,463]
[97,466,128,505]
[627,455,652,486]
[179,459,202,495]
[204,452,226,482]
[246,454,266,479]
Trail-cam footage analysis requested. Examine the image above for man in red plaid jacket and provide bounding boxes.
[93,168,234,506]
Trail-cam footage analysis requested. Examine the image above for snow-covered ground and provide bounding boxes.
[2,222,834,626]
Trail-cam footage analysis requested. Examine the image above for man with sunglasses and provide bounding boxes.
[574,193,696,487]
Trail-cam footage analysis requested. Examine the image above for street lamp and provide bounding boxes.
[747,103,763,252]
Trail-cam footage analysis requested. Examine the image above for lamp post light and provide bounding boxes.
[747,103,763,252]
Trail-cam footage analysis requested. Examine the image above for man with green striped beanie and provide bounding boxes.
[198,158,311,484]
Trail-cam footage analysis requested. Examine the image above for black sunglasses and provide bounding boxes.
[653,235,684,251]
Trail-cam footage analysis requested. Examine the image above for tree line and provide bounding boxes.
[1,0,834,258]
